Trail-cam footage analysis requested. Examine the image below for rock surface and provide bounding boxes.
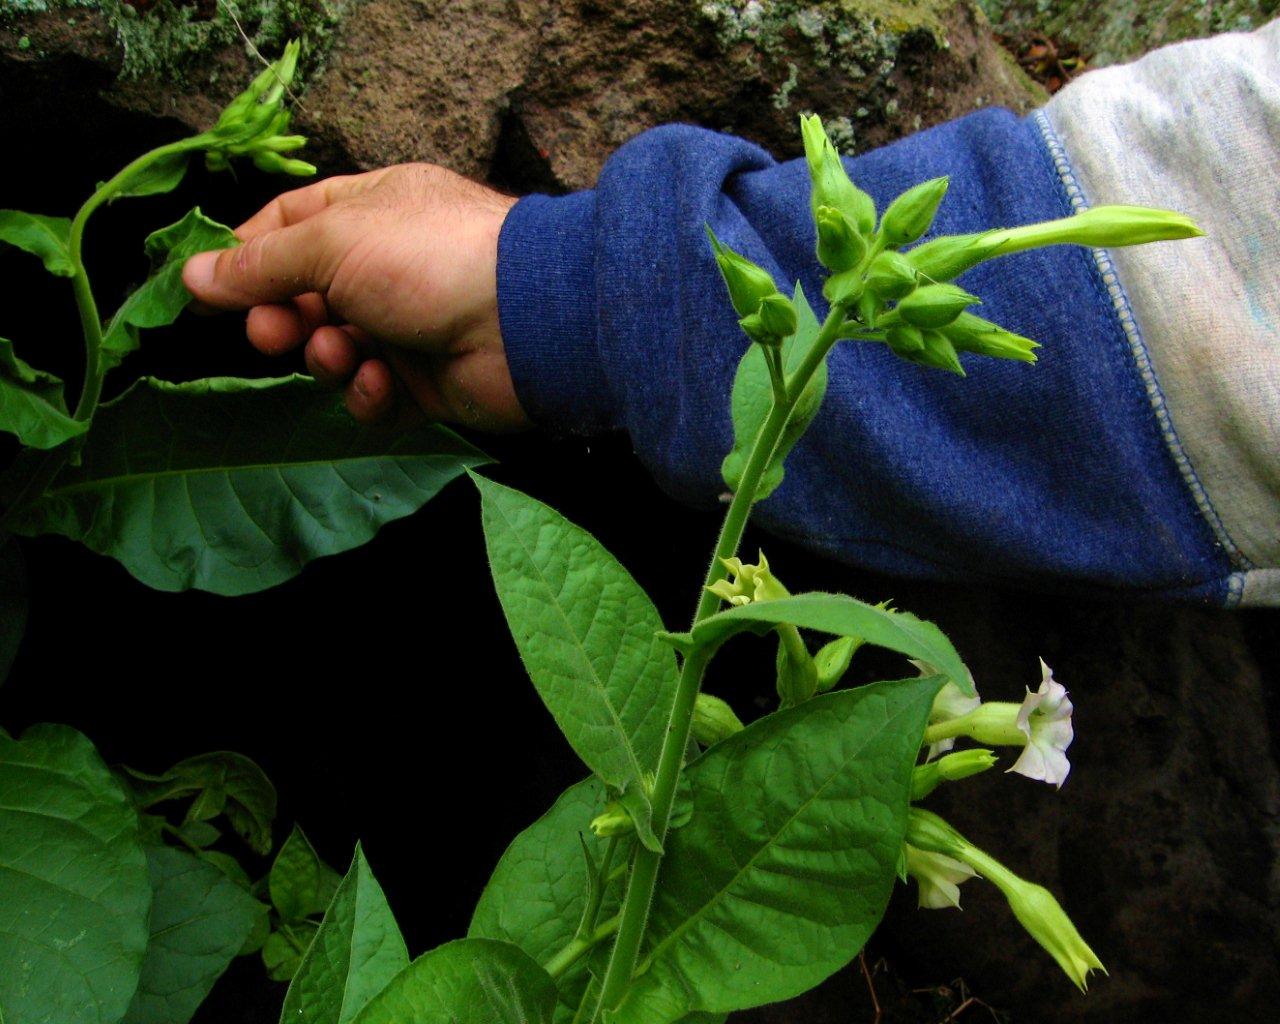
[1,0,1045,189]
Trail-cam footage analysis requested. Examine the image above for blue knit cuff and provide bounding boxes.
[496,191,615,433]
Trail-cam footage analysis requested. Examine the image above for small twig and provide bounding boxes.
[859,950,883,1024]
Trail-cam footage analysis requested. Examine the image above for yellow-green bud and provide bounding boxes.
[822,267,864,308]
[910,748,998,800]
[885,324,925,356]
[757,293,798,338]
[814,205,866,272]
[897,284,979,328]
[907,205,1203,282]
[590,801,633,838]
[692,693,745,746]
[941,311,1039,363]
[261,40,301,106]
[252,151,317,177]
[916,331,965,375]
[800,114,876,235]
[864,250,918,301]
[814,635,862,693]
[705,226,780,318]
[879,176,949,247]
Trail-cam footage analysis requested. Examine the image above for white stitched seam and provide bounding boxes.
[1032,109,1251,606]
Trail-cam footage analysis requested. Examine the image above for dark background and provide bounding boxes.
[2,78,1277,1024]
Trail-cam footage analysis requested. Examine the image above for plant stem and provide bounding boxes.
[545,913,622,980]
[594,305,852,1014]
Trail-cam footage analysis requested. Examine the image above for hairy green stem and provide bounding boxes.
[594,305,852,1015]
[545,913,622,980]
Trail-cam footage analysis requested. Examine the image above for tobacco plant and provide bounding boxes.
[0,42,1203,1024]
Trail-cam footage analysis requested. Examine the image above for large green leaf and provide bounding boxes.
[0,337,89,450]
[122,751,277,855]
[613,677,943,1024]
[279,845,409,1024]
[351,939,557,1024]
[0,210,74,276]
[270,826,341,923]
[685,593,973,696]
[721,283,827,500]
[121,846,259,1024]
[469,778,609,1020]
[101,208,238,370]
[11,375,489,595]
[0,539,26,684]
[474,475,678,815]
[0,725,151,1024]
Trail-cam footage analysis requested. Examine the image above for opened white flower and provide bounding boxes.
[903,843,977,910]
[912,659,981,760]
[1008,659,1074,788]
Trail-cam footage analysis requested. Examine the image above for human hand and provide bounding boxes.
[181,164,528,430]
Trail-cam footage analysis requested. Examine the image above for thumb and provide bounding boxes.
[183,217,340,309]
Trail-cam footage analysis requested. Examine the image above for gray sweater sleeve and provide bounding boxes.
[1043,18,1280,605]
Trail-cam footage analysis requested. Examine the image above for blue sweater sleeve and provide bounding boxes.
[495,110,1233,605]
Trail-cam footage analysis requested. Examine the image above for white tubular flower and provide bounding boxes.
[1008,659,1074,788]
[912,659,981,760]
[903,843,976,910]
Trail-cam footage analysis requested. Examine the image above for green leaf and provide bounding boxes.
[280,844,410,1024]
[0,210,74,276]
[613,678,943,1024]
[721,283,828,500]
[470,779,611,1021]
[0,539,26,684]
[0,724,151,1024]
[263,922,319,982]
[122,846,259,1024]
[101,208,237,370]
[350,939,557,1024]
[113,151,190,200]
[11,375,489,595]
[0,337,89,449]
[122,751,277,855]
[270,826,338,923]
[688,593,973,696]
[474,475,678,820]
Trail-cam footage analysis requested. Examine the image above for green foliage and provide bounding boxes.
[475,474,679,830]
[613,678,940,1024]
[0,210,73,276]
[271,826,341,923]
[101,209,238,368]
[122,846,260,1024]
[0,725,151,1024]
[721,283,828,499]
[11,376,488,594]
[280,846,410,1024]
[0,337,87,449]
[350,939,558,1024]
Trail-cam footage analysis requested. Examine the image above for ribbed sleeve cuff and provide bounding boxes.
[496,191,616,433]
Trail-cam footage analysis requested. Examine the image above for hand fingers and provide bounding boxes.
[244,293,330,355]
[305,326,362,386]
[235,169,391,239]
[183,216,337,309]
[344,359,398,424]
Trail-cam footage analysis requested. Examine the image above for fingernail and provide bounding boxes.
[182,251,218,297]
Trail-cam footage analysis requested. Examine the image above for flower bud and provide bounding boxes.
[910,747,998,800]
[800,114,876,236]
[705,226,780,318]
[692,693,745,746]
[815,205,866,272]
[261,40,301,106]
[864,250,918,301]
[896,284,979,328]
[590,801,633,839]
[252,151,316,177]
[706,551,789,605]
[814,635,862,693]
[879,176,949,247]
[914,331,965,375]
[885,324,925,356]
[822,268,864,308]
[757,293,798,339]
[907,205,1203,282]
[941,311,1039,363]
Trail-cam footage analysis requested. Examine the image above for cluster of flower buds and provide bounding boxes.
[906,809,1106,991]
[705,227,798,346]
[795,114,1203,375]
[203,41,316,178]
